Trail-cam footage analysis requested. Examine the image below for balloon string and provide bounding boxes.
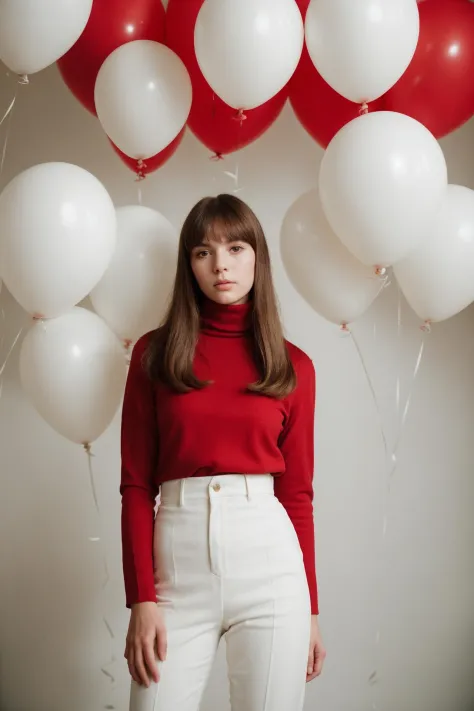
[0,308,4,401]
[223,162,241,193]
[395,283,402,422]
[347,322,388,702]
[369,331,427,709]
[348,304,427,707]
[346,272,391,459]
[84,442,101,517]
[392,337,426,468]
[83,444,117,697]
[0,84,18,179]
[0,92,16,129]
[349,327,389,462]
[0,326,24,379]
[223,118,244,195]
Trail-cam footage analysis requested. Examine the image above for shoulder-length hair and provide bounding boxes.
[144,193,296,398]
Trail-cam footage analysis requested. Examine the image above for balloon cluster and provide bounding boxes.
[1,0,474,441]
[3,1,472,171]
[0,163,177,446]
[54,0,304,171]
[281,0,474,330]
[291,0,474,147]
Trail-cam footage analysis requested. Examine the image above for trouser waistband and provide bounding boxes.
[159,473,274,506]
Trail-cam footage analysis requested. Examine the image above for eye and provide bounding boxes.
[195,249,209,259]
[230,245,244,253]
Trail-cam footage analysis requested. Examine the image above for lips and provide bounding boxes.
[214,280,234,286]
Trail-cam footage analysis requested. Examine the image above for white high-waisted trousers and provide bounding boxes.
[129,473,311,711]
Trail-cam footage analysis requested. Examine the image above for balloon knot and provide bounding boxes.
[374,265,387,277]
[340,323,350,332]
[210,152,224,161]
[83,442,93,455]
[18,74,29,85]
[135,159,147,181]
[359,102,369,115]
[32,312,45,321]
[233,109,247,124]
[420,319,432,333]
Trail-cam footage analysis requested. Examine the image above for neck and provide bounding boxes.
[200,297,252,338]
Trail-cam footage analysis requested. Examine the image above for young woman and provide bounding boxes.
[120,194,326,711]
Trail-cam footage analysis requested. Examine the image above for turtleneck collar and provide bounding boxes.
[200,297,253,337]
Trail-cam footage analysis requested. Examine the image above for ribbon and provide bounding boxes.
[0,85,18,178]
[83,443,117,703]
[347,293,428,708]
[0,325,24,390]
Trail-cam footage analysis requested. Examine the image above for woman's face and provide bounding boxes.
[190,236,255,305]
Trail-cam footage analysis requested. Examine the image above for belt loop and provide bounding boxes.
[179,479,185,507]
[244,474,251,502]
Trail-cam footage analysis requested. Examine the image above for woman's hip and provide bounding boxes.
[153,473,306,588]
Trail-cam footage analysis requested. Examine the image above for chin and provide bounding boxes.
[208,289,249,306]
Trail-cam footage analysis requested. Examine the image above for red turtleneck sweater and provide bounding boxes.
[120,299,318,614]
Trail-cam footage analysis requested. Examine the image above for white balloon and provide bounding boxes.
[305,0,419,103]
[281,190,381,325]
[0,162,116,319]
[90,206,177,345]
[0,0,92,76]
[394,185,474,323]
[95,40,192,160]
[319,112,448,268]
[19,307,127,445]
[194,0,303,110]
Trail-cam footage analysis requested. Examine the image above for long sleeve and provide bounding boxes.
[120,333,159,609]
[274,353,319,614]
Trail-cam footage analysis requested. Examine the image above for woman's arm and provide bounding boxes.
[274,351,319,615]
[120,333,159,609]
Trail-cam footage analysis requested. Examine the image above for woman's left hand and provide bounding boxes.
[306,614,326,683]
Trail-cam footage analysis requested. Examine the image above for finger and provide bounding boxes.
[314,648,326,676]
[134,645,150,688]
[307,653,314,676]
[144,642,160,684]
[127,648,141,686]
[156,628,167,663]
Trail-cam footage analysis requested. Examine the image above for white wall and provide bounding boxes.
[1,63,474,711]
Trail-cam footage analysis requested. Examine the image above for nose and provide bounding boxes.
[213,247,228,273]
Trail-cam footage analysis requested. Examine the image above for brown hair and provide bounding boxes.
[144,193,296,398]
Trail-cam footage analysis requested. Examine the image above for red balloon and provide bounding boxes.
[165,0,287,157]
[294,0,310,17]
[382,0,474,137]
[110,129,185,178]
[290,0,383,148]
[58,0,165,115]
[290,47,383,149]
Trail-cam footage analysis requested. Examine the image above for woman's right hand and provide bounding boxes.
[124,602,167,687]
